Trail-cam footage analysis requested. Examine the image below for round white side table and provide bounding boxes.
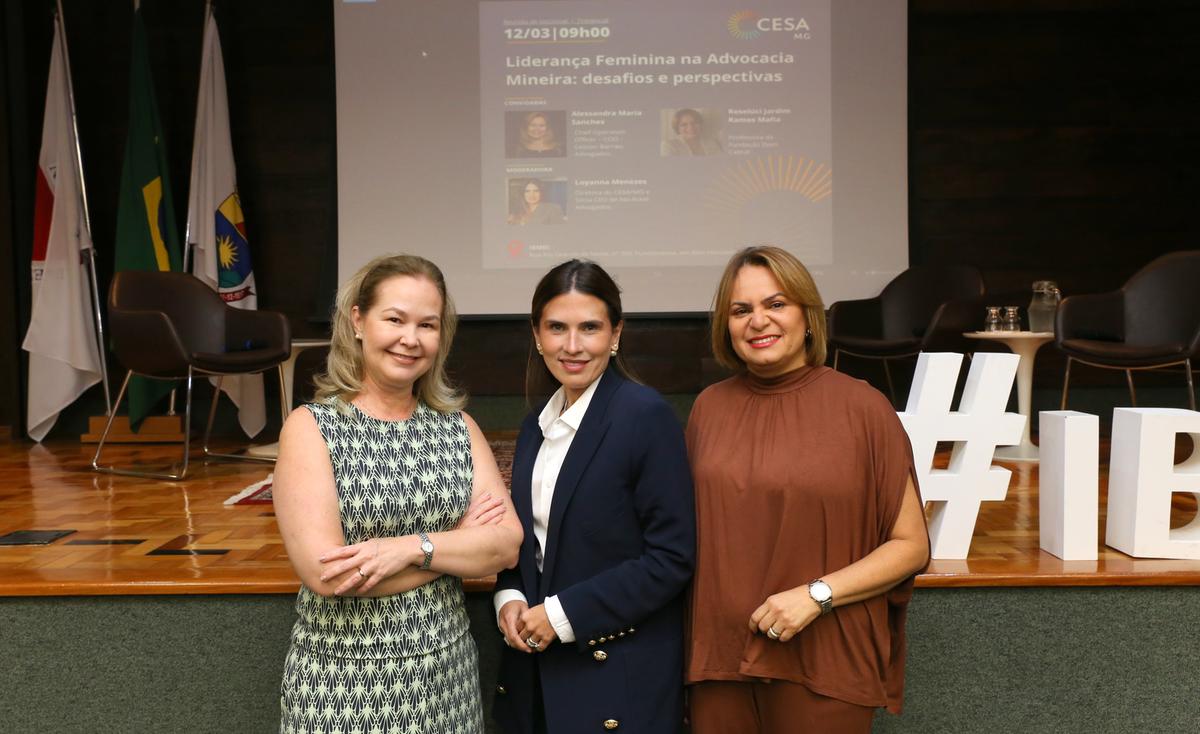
[246,338,331,459]
[964,331,1054,462]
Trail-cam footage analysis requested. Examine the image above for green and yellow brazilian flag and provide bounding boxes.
[114,9,182,427]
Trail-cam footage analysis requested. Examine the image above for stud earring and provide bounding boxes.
[804,329,812,341]
[536,342,544,355]
[355,332,362,340]
[610,344,619,357]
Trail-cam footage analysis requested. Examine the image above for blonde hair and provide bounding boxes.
[519,112,558,149]
[709,245,828,371]
[314,254,464,413]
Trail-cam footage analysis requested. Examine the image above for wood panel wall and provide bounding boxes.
[2,0,1197,437]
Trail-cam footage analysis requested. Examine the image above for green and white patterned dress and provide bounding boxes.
[280,399,484,734]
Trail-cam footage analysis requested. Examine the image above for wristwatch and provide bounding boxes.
[808,579,833,615]
[418,531,434,570]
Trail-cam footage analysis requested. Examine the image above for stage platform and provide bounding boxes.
[3,440,1200,733]
[1,440,1198,596]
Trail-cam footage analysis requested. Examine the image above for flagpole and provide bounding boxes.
[183,0,214,276]
[174,0,214,416]
[56,0,112,415]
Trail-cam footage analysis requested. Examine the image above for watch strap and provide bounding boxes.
[808,579,833,615]
[418,531,433,570]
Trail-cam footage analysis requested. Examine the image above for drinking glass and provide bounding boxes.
[984,306,1002,332]
[1003,306,1021,331]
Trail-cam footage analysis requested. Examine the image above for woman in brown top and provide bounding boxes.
[686,246,929,733]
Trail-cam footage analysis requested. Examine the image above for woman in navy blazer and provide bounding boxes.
[492,260,696,734]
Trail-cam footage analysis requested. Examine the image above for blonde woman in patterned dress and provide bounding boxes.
[274,254,523,734]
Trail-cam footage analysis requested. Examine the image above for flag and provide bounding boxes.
[21,12,103,441]
[186,7,266,437]
[114,9,182,427]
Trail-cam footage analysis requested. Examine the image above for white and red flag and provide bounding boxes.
[22,14,102,441]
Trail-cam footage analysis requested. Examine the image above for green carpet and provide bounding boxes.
[2,587,1197,733]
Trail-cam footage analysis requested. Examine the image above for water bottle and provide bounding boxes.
[1028,280,1061,333]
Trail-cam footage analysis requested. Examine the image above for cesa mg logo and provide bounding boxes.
[727,10,811,40]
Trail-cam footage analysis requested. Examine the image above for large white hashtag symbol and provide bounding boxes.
[899,352,1025,559]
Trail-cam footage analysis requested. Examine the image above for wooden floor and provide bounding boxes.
[0,439,1197,597]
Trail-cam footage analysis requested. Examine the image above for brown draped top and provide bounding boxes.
[685,365,919,713]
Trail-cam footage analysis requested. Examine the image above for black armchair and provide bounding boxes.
[1056,250,1200,411]
[92,270,292,480]
[827,265,985,403]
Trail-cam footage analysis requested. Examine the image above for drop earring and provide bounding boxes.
[610,344,619,357]
[536,342,544,355]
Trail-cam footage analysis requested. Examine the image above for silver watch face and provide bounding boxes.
[421,540,434,554]
[810,580,832,602]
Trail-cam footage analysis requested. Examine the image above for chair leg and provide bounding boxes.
[1060,357,1073,410]
[93,369,194,481]
[882,359,897,406]
[277,364,290,423]
[202,373,275,464]
[1125,369,1137,407]
[1186,358,1196,412]
[92,371,133,473]
[201,375,224,458]
[180,368,194,478]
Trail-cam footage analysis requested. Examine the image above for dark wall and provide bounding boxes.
[908,0,1200,394]
[2,0,337,436]
[3,0,1198,438]
[0,1,32,439]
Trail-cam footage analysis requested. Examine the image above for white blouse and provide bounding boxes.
[492,376,602,643]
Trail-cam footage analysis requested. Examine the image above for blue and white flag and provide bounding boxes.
[186,7,266,437]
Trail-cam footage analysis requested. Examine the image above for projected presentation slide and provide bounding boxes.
[336,0,905,313]
[480,0,832,270]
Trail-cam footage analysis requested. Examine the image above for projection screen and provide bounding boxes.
[335,0,907,315]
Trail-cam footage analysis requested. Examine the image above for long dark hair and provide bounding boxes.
[525,259,638,402]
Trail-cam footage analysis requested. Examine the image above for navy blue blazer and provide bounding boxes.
[492,369,696,734]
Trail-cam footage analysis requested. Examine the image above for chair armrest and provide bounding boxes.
[923,298,985,352]
[109,309,190,377]
[224,309,292,354]
[828,297,883,340]
[1056,291,1124,343]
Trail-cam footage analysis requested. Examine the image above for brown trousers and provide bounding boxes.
[690,680,875,734]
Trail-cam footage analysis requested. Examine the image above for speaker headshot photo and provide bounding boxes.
[661,107,724,157]
[507,178,566,226]
[507,110,566,158]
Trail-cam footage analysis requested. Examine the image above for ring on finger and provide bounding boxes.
[767,626,781,640]
[357,568,367,578]
[526,636,541,650]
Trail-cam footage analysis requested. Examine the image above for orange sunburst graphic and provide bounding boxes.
[704,154,832,213]
[703,155,833,254]
[727,10,761,40]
